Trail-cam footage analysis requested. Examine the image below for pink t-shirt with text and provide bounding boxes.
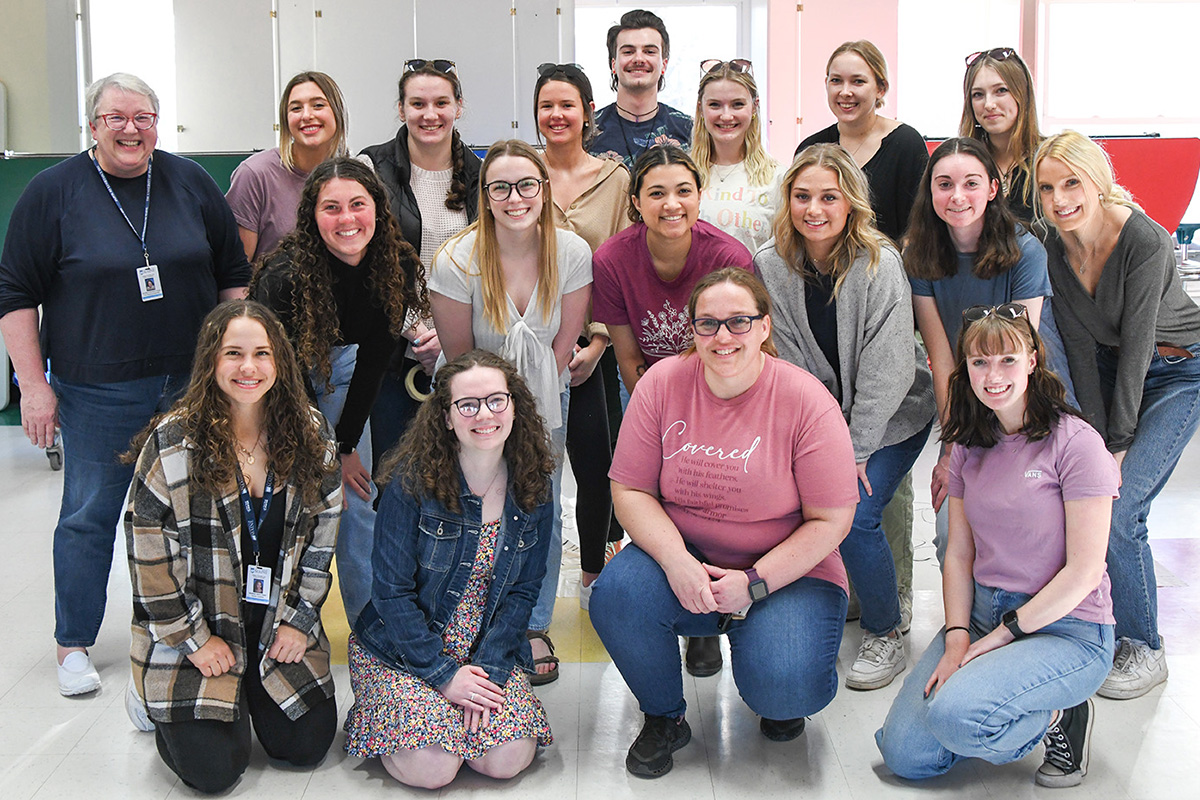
[610,354,859,592]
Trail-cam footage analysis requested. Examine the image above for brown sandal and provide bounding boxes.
[526,629,560,686]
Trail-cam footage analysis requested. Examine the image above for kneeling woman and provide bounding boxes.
[591,268,859,778]
[345,351,555,788]
[125,300,343,794]
[877,306,1117,788]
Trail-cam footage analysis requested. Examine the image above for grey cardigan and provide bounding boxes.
[755,241,935,462]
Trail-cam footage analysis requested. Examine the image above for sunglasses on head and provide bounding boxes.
[701,58,753,76]
[537,62,586,80]
[965,47,1016,67]
[404,58,457,75]
[962,302,1028,327]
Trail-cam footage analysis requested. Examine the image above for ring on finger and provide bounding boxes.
[469,691,477,702]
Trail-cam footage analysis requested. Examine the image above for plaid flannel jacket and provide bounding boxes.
[125,413,342,723]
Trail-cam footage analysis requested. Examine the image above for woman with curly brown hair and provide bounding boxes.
[125,299,343,793]
[252,156,426,626]
[345,350,555,788]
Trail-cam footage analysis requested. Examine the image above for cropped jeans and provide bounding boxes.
[590,543,846,721]
[51,373,187,647]
[876,582,1114,779]
[1097,341,1200,649]
[314,344,377,628]
[528,388,569,632]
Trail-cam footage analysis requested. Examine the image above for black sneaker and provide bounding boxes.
[1036,697,1094,787]
[760,716,806,742]
[626,714,692,778]
[685,636,722,677]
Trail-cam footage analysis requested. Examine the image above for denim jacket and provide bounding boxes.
[354,470,552,689]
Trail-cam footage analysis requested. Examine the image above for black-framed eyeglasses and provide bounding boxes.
[97,113,158,131]
[404,58,457,75]
[485,178,544,202]
[962,302,1028,327]
[451,392,511,418]
[965,47,1016,67]
[537,62,587,80]
[701,58,754,76]
[692,314,764,337]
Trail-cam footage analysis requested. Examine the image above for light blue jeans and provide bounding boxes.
[527,387,569,632]
[590,543,846,720]
[876,582,1114,779]
[1097,341,1200,649]
[313,345,377,628]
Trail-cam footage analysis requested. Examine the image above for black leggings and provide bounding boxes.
[153,657,337,794]
[567,342,621,575]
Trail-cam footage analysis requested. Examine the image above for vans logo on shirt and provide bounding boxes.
[1024,469,1043,479]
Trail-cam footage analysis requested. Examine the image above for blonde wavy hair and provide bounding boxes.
[690,64,778,188]
[1033,130,1139,228]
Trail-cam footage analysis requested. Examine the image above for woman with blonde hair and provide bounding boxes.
[959,48,1042,222]
[691,59,782,253]
[756,143,934,691]
[1035,130,1200,699]
[227,71,349,262]
[429,139,593,684]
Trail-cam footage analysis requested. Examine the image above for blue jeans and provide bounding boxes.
[1039,300,1079,410]
[876,582,1114,779]
[52,373,187,647]
[844,421,931,635]
[314,345,377,628]
[1097,342,1200,649]
[528,388,569,632]
[590,543,846,720]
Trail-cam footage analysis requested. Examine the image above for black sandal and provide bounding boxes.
[526,629,560,686]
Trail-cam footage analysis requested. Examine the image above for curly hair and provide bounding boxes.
[125,300,338,504]
[252,157,427,387]
[398,64,471,212]
[941,310,1082,449]
[377,350,554,513]
[904,137,1022,282]
[690,63,778,189]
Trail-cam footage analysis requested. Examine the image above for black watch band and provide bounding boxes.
[745,567,769,603]
[1002,609,1026,639]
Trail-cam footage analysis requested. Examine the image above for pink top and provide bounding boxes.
[592,220,753,363]
[610,354,858,591]
[948,414,1120,624]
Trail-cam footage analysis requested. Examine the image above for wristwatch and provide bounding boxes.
[1002,609,1026,640]
[745,567,769,603]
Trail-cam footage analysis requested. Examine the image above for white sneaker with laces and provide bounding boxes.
[846,631,906,690]
[1097,636,1167,699]
[57,650,101,696]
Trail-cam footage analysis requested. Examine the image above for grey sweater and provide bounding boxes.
[755,241,935,462]
[1042,208,1200,452]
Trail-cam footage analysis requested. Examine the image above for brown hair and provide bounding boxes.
[827,41,889,108]
[535,66,597,149]
[682,267,778,357]
[398,64,471,211]
[605,9,671,91]
[377,350,554,513]
[628,145,703,224]
[278,71,349,171]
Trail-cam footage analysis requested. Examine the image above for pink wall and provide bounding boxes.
[767,0,900,164]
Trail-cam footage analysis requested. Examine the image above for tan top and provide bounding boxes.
[551,157,632,339]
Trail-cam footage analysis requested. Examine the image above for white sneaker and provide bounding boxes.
[57,651,101,696]
[1097,637,1167,699]
[846,632,906,690]
[899,590,913,635]
[125,678,154,731]
[579,580,594,611]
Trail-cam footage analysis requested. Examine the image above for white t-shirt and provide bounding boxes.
[698,161,785,254]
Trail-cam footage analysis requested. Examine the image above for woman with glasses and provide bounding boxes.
[345,350,554,788]
[691,59,782,254]
[960,48,1043,223]
[755,144,934,692]
[535,63,631,602]
[124,300,342,793]
[360,59,483,472]
[795,41,928,244]
[590,268,858,778]
[251,157,426,626]
[906,138,1072,555]
[227,71,349,263]
[0,72,250,697]
[1034,131,1200,699]
[878,305,1118,788]
[429,140,592,685]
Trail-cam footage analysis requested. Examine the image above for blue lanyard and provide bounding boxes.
[235,469,275,566]
[90,148,153,267]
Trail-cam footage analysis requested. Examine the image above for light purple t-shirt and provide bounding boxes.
[592,219,753,363]
[948,414,1120,624]
[225,148,307,262]
[610,354,858,591]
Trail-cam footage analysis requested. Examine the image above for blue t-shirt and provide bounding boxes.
[909,229,1050,349]
[589,103,693,169]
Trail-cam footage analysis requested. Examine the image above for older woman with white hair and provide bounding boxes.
[0,72,250,697]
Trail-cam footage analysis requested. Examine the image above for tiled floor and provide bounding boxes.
[2,424,1198,799]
